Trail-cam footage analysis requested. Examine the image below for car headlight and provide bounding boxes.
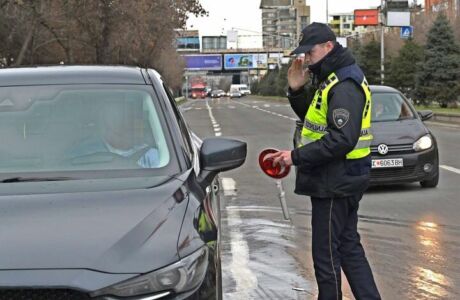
[90,247,208,298]
[413,134,433,152]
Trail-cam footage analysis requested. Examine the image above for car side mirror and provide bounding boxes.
[418,110,433,121]
[197,137,247,189]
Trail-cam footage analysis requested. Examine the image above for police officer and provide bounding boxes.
[268,23,381,300]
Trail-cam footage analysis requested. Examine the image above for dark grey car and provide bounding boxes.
[0,66,247,299]
[293,85,439,188]
[369,86,438,187]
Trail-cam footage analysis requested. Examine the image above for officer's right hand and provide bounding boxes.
[288,56,310,92]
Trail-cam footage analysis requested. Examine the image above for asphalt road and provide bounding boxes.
[181,96,460,300]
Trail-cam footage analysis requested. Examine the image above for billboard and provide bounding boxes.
[182,55,222,71]
[386,11,411,26]
[354,9,379,26]
[224,53,268,69]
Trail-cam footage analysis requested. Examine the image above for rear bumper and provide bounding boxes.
[369,146,438,185]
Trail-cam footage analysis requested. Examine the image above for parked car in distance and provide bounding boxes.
[293,85,439,188]
[0,66,247,300]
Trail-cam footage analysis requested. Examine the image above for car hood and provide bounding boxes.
[0,175,190,274]
[371,119,429,145]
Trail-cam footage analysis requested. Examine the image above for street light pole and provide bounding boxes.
[380,0,385,85]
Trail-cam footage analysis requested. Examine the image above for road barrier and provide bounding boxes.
[432,112,460,125]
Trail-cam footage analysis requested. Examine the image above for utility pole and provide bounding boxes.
[185,75,189,99]
[380,0,385,85]
[326,0,329,24]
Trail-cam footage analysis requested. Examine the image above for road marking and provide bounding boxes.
[235,101,297,122]
[206,100,222,137]
[227,210,258,299]
[222,177,258,298]
[221,177,237,196]
[440,165,460,175]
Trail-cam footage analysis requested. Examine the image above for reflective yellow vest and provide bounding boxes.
[298,71,373,160]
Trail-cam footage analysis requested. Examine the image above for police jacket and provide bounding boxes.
[289,44,371,198]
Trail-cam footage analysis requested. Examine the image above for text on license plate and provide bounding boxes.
[371,158,404,168]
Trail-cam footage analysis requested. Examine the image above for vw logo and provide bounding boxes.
[377,144,389,155]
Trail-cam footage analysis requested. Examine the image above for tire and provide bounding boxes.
[420,171,439,188]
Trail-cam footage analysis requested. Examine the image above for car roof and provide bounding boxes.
[369,85,401,93]
[0,65,147,86]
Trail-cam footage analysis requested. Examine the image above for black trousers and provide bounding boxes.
[311,193,381,300]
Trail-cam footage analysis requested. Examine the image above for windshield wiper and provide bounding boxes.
[1,176,74,183]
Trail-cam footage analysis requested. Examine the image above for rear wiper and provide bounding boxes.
[1,176,74,183]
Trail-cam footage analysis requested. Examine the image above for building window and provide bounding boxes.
[300,16,309,29]
[343,24,351,29]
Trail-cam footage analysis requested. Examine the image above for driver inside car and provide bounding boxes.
[69,101,160,168]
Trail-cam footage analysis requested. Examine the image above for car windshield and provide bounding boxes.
[371,92,415,122]
[0,85,170,176]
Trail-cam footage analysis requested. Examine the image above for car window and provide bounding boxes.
[371,92,415,122]
[0,85,170,175]
[162,84,194,162]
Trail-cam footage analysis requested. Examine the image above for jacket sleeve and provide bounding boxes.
[291,80,365,168]
[287,85,316,120]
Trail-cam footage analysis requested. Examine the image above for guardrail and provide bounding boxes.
[432,112,460,125]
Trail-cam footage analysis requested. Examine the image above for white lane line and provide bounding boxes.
[440,165,460,175]
[235,100,297,122]
[221,177,237,196]
[222,178,258,298]
[206,100,222,137]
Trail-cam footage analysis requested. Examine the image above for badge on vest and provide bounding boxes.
[333,108,350,128]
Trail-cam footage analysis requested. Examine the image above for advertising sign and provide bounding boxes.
[182,55,222,70]
[354,9,379,26]
[224,53,268,69]
[386,11,411,27]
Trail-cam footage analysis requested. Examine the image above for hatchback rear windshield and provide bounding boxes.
[0,85,170,175]
[371,92,415,122]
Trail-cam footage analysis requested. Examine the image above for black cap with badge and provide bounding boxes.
[291,22,336,55]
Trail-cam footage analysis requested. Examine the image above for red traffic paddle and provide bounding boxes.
[258,148,291,179]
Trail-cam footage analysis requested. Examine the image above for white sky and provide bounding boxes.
[187,0,423,36]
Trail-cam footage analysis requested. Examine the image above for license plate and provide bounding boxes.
[371,158,404,169]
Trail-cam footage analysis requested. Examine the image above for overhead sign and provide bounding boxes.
[354,9,379,26]
[400,26,413,39]
[387,0,409,10]
[182,55,222,71]
[224,53,268,70]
